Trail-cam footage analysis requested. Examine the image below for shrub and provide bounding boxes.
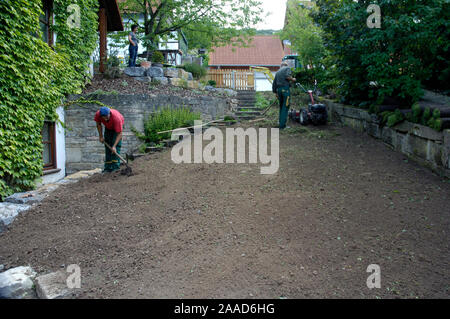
[151,51,165,63]
[182,63,207,79]
[313,0,448,106]
[208,80,217,87]
[140,107,201,143]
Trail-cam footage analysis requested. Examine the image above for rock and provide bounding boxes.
[0,202,31,230]
[124,67,146,77]
[104,67,123,79]
[187,72,193,81]
[164,68,179,78]
[0,265,3,272]
[146,66,164,78]
[187,80,199,89]
[224,89,237,96]
[169,78,186,87]
[0,266,36,299]
[65,169,101,181]
[65,172,89,180]
[134,76,152,83]
[179,69,189,80]
[215,88,226,94]
[153,77,169,85]
[204,86,217,92]
[5,192,45,205]
[35,271,72,299]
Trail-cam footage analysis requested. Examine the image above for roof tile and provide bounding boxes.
[209,36,285,67]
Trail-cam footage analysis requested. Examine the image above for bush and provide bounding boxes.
[140,107,201,143]
[208,80,217,87]
[313,0,448,106]
[151,51,165,64]
[182,63,207,79]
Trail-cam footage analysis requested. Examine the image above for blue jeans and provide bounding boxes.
[128,45,138,67]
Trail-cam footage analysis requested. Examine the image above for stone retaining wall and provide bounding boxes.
[324,99,450,178]
[64,94,232,174]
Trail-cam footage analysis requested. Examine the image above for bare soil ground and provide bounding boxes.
[83,74,220,98]
[0,123,449,299]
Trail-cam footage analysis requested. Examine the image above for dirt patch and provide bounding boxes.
[83,74,224,99]
[0,123,449,299]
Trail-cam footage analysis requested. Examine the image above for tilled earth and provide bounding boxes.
[0,123,449,299]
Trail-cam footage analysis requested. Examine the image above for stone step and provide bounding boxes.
[235,111,262,116]
[236,115,259,121]
[235,107,260,111]
[238,99,256,103]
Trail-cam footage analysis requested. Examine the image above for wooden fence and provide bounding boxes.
[207,69,255,91]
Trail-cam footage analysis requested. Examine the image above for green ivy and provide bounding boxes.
[0,0,99,200]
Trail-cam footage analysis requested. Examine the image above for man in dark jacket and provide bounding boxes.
[273,62,296,129]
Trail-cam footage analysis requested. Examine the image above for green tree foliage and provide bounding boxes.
[0,0,99,200]
[313,0,449,107]
[280,0,326,67]
[120,0,263,53]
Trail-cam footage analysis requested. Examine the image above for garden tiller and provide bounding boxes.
[289,83,328,126]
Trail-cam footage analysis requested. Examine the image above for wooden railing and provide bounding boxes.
[207,69,255,91]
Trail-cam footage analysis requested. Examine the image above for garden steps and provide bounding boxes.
[235,90,258,120]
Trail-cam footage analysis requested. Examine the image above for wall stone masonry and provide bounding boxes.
[324,99,450,178]
[65,94,232,174]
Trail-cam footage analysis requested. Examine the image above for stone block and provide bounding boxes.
[66,148,82,163]
[187,72,193,81]
[406,135,428,159]
[0,202,30,229]
[35,271,72,299]
[134,76,152,83]
[179,69,189,80]
[444,130,450,169]
[0,266,36,299]
[153,77,169,85]
[146,66,164,78]
[187,80,199,89]
[124,67,146,77]
[5,191,45,205]
[164,68,179,78]
[170,78,186,87]
[204,86,217,92]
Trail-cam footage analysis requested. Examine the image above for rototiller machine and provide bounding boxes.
[289,83,328,126]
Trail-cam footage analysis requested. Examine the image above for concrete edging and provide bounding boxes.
[323,99,450,178]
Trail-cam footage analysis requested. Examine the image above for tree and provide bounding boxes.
[120,0,263,55]
[313,0,449,107]
[280,0,326,67]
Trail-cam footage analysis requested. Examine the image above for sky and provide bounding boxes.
[254,0,288,30]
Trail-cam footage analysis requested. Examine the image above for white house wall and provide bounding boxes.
[40,106,66,185]
[254,71,275,92]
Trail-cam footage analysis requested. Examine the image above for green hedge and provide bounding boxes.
[0,0,99,200]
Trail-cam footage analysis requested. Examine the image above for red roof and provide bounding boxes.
[209,36,286,67]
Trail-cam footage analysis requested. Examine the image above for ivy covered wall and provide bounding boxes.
[0,0,99,200]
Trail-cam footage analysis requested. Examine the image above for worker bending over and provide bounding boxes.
[94,107,125,173]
